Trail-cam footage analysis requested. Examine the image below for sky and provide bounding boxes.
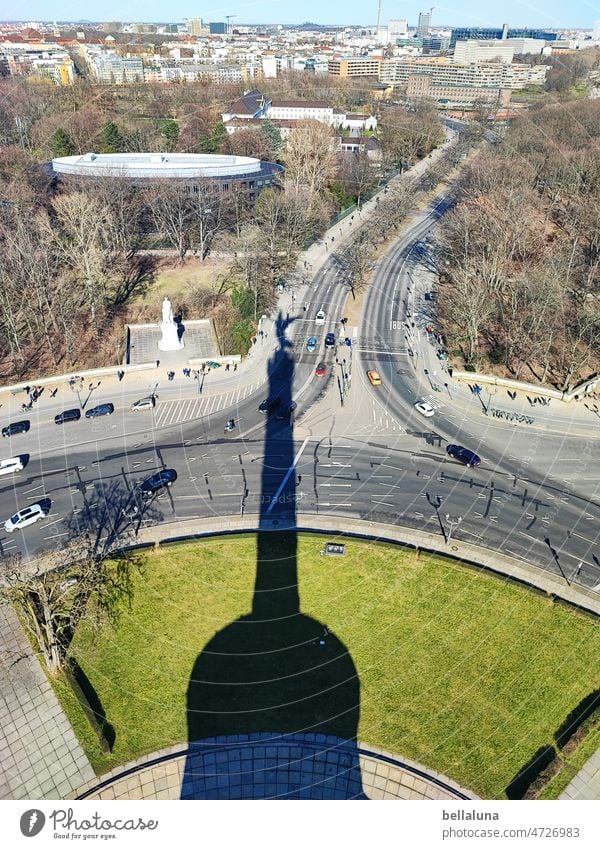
[3,0,599,29]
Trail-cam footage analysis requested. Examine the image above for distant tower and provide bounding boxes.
[417,8,433,40]
[501,22,509,40]
[376,0,382,31]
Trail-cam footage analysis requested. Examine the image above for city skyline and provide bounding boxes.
[1,0,595,29]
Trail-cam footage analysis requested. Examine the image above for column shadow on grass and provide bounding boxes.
[182,314,366,799]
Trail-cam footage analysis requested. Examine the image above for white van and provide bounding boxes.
[0,457,24,476]
[315,309,326,325]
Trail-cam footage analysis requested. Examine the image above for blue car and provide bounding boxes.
[446,444,481,468]
[85,403,115,419]
[306,336,318,353]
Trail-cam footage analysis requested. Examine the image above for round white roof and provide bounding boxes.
[52,152,265,180]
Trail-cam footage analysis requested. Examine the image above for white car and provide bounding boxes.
[0,457,24,476]
[315,309,326,325]
[4,502,49,533]
[131,396,157,412]
[414,400,435,418]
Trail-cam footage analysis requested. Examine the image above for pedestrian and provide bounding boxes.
[331,236,335,243]
[252,336,257,345]
[89,382,93,390]
[234,363,237,371]
[225,363,230,372]
[50,387,58,397]
[24,385,31,395]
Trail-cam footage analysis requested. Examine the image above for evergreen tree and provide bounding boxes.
[199,121,227,153]
[50,127,76,157]
[159,118,180,152]
[99,120,124,153]
[261,119,283,154]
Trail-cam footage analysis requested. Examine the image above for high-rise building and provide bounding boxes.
[449,26,557,49]
[593,21,600,41]
[187,18,203,36]
[209,22,227,34]
[417,10,431,40]
[388,19,408,40]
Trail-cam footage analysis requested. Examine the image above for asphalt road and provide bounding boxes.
[0,160,598,597]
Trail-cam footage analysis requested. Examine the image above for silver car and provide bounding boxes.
[131,396,158,412]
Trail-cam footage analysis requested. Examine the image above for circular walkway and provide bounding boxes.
[73,733,478,801]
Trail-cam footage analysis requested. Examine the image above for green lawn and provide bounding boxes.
[59,534,600,799]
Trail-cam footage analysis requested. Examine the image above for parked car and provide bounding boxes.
[85,403,115,419]
[367,370,382,386]
[315,362,327,377]
[4,500,50,533]
[315,309,326,325]
[139,468,178,498]
[258,397,281,414]
[0,457,24,476]
[446,444,481,468]
[276,401,297,420]
[1,421,30,438]
[54,409,81,425]
[325,332,336,349]
[306,336,318,353]
[414,400,435,418]
[131,396,157,412]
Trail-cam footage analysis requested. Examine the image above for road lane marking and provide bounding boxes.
[266,438,309,514]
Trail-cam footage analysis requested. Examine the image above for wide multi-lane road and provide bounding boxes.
[0,173,598,596]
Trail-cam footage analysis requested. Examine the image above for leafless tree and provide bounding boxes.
[284,120,336,196]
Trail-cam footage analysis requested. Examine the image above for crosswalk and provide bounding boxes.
[421,393,446,411]
[153,383,261,428]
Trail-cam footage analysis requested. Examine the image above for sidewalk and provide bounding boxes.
[560,748,600,800]
[0,604,95,799]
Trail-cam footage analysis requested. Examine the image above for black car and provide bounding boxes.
[55,408,81,425]
[2,421,30,438]
[85,403,115,419]
[139,468,178,498]
[325,332,336,349]
[258,397,281,414]
[446,444,481,468]
[276,401,297,420]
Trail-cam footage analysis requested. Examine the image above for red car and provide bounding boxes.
[315,362,327,377]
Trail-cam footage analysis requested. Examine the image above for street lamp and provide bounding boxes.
[445,514,462,544]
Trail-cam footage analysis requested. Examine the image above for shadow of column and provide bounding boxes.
[182,314,366,798]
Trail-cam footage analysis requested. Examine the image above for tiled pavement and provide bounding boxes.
[0,604,95,800]
[74,735,477,801]
[560,748,600,800]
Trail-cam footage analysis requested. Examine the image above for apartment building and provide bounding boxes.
[268,100,334,121]
[381,56,548,104]
[0,39,75,85]
[88,52,144,83]
[328,55,384,77]
[453,38,548,64]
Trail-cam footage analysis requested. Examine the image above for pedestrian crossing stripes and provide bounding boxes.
[153,383,260,428]
[422,394,446,411]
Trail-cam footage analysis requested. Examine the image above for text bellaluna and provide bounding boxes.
[442,810,499,821]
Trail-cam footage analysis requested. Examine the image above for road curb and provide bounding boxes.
[128,515,600,618]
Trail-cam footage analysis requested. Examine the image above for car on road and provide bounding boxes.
[85,403,115,419]
[258,397,281,414]
[54,408,81,425]
[4,500,50,533]
[276,401,297,420]
[414,400,435,418]
[446,444,481,468]
[315,309,326,325]
[367,370,382,386]
[315,362,327,377]
[139,468,178,498]
[131,396,157,412]
[0,457,25,476]
[325,332,336,349]
[2,421,30,438]
[306,336,318,353]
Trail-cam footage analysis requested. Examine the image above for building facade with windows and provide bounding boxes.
[449,26,557,49]
[51,153,284,203]
[328,56,384,77]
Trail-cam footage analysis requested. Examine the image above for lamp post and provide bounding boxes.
[445,514,462,544]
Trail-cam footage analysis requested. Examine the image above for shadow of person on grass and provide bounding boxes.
[182,314,365,799]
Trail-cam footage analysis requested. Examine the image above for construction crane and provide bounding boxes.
[225,15,237,36]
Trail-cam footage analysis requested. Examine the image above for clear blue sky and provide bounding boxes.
[4,1,597,28]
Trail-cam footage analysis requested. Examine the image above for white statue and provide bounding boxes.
[158,296,184,351]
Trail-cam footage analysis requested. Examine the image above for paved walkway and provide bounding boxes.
[72,736,477,801]
[0,604,95,799]
[560,748,600,800]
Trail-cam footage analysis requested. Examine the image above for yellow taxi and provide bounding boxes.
[367,370,382,386]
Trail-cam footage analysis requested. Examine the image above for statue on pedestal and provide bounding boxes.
[158,296,184,351]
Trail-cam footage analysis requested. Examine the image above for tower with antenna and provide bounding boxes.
[376,0,382,32]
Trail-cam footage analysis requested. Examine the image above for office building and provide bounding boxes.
[187,18,203,36]
[417,10,432,40]
[210,22,227,35]
[453,38,548,64]
[328,56,384,77]
[388,19,408,40]
[450,25,557,49]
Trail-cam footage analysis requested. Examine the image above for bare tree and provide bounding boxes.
[284,120,336,196]
[145,181,193,262]
[0,538,141,675]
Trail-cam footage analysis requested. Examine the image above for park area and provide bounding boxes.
[54,534,600,799]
